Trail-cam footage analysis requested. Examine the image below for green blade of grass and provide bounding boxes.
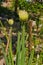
[28,48,34,65]
[0,40,9,65]
[2,46,9,65]
[16,32,21,65]
[8,28,14,65]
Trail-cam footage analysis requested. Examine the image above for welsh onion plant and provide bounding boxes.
[16,25,35,65]
[0,20,42,65]
[16,25,26,65]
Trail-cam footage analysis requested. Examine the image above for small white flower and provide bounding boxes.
[32,46,34,49]
[39,24,42,28]
[1,2,7,7]
[39,16,43,21]
[13,55,16,61]
[34,29,37,31]
[32,21,36,26]
[36,63,38,65]
[37,54,39,59]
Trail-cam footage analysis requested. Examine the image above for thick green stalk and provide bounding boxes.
[21,25,26,65]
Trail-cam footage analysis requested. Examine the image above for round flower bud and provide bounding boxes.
[18,10,29,21]
[8,19,14,25]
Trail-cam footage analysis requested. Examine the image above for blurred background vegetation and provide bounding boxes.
[0,0,43,65]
